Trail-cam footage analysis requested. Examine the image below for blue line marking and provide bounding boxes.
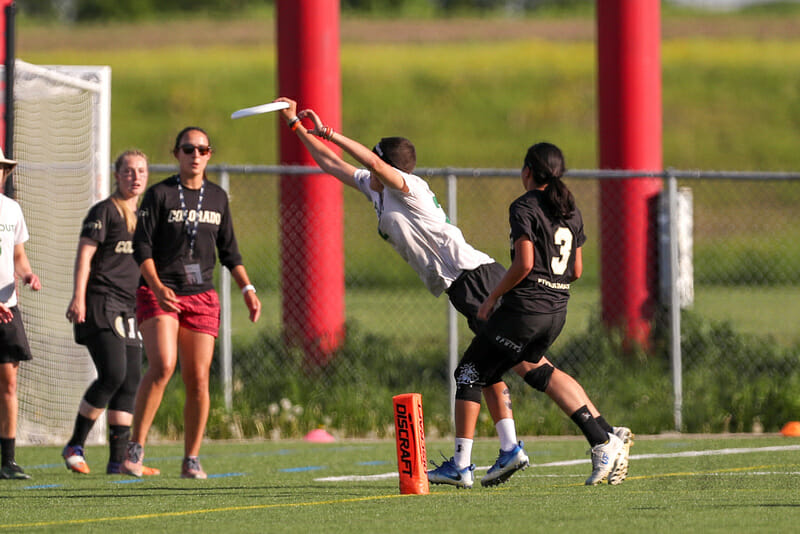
[280,466,325,473]
[357,461,388,466]
[24,484,61,489]
[111,478,144,484]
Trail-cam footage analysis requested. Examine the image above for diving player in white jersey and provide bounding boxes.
[276,97,525,488]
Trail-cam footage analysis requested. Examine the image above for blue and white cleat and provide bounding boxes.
[480,441,530,487]
[427,457,475,489]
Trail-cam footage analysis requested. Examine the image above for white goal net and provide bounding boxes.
[7,60,110,445]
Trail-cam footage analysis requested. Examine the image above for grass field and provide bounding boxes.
[1,434,798,532]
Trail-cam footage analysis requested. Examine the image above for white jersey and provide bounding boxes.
[353,168,494,296]
[0,194,30,307]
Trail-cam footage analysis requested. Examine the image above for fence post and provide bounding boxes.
[220,169,233,411]
[446,171,458,425]
[666,169,683,431]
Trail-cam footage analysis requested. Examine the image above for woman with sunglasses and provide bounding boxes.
[62,150,161,476]
[122,127,261,479]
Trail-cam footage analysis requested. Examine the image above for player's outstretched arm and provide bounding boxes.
[275,97,358,189]
[323,125,407,192]
[279,98,406,193]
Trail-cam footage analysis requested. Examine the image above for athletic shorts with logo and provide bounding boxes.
[460,307,567,386]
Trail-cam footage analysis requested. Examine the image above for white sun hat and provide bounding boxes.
[0,147,16,169]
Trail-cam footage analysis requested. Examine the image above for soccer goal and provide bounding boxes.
[7,60,111,445]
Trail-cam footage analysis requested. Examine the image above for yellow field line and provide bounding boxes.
[3,464,793,529]
[0,493,419,530]
[557,464,781,487]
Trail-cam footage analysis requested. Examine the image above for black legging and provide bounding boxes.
[82,330,141,414]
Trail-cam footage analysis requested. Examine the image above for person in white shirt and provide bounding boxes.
[0,149,41,480]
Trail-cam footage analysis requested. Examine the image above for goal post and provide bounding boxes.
[7,60,110,445]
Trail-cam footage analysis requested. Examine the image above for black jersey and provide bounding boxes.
[501,189,586,314]
[133,175,243,295]
[81,198,139,308]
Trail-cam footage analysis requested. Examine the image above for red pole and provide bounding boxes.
[277,0,345,366]
[597,0,662,348]
[0,0,12,152]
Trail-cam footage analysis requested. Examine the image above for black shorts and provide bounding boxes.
[0,307,33,363]
[74,293,140,347]
[460,307,567,386]
[446,262,507,334]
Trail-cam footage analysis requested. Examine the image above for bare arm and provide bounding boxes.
[66,237,97,323]
[230,264,261,323]
[320,123,407,192]
[0,243,40,323]
[572,247,583,281]
[14,243,41,291]
[275,97,408,192]
[477,236,534,321]
[276,98,358,188]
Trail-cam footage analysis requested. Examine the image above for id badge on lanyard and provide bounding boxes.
[178,177,205,285]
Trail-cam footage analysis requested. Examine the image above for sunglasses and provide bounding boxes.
[179,144,211,156]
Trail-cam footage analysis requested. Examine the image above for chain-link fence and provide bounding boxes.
[150,164,800,439]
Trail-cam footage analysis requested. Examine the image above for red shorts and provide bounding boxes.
[136,286,220,338]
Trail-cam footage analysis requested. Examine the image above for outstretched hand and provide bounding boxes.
[274,97,298,124]
[298,109,326,137]
[0,303,12,324]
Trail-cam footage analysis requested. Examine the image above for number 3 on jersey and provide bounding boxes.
[551,226,573,276]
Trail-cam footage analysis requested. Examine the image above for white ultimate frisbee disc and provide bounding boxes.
[231,101,290,119]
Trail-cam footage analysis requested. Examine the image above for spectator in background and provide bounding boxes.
[63,150,159,476]
[0,149,41,480]
[123,127,260,479]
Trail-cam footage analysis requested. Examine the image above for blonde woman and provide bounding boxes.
[63,150,158,476]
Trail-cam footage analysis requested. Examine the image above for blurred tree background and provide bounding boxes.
[17,0,594,23]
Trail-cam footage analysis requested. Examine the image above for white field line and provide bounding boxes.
[314,444,800,482]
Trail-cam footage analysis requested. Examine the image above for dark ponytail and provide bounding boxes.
[524,142,575,219]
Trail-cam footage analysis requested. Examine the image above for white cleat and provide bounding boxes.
[585,433,624,486]
[608,426,634,485]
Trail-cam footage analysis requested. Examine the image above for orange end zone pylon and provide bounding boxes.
[392,393,429,495]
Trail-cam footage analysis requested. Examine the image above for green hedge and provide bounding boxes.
[149,310,800,440]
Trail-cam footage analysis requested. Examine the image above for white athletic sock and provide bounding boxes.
[495,418,518,451]
[454,438,473,469]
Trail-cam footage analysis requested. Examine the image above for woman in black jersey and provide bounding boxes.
[431,143,632,488]
[122,127,261,479]
[63,150,159,476]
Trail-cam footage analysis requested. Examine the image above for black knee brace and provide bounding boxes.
[454,362,484,403]
[524,364,554,392]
